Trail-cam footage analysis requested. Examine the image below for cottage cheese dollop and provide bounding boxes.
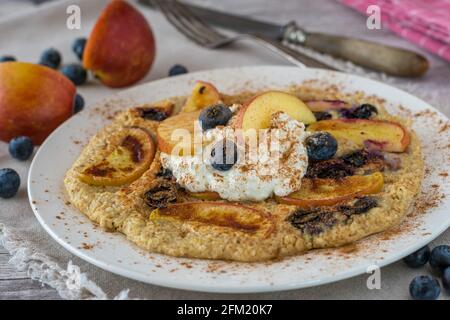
[160,111,309,201]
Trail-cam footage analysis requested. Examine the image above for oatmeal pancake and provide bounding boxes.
[64,82,424,262]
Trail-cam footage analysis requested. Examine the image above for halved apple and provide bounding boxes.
[150,202,274,236]
[156,110,202,155]
[78,127,155,186]
[183,81,221,112]
[304,100,352,112]
[276,172,384,207]
[236,91,316,131]
[307,119,410,152]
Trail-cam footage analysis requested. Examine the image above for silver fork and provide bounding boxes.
[151,0,337,71]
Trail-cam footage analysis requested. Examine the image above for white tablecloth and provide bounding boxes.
[0,0,449,300]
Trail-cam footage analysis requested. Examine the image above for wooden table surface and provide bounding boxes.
[0,246,61,299]
[0,0,61,301]
[1,0,449,301]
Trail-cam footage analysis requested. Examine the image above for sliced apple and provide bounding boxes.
[236,91,316,131]
[276,172,384,207]
[188,191,221,200]
[78,127,155,186]
[183,81,221,112]
[150,202,274,236]
[307,119,410,153]
[304,100,352,112]
[156,110,202,155]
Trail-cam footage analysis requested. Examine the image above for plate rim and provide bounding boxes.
[28,65,450,293]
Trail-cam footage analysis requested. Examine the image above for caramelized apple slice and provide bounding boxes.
[236,91,316,131]
[307,119,410,152]
[183,81,221,112]
[156,110,202,155]
[276,172,384,207]
[150,202,274,236]
[78,127,155,186]
[188,191,221,200]
[305,100,352,112]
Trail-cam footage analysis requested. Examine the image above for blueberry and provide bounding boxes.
[72,38,87,61]
[211,140,238,171]
[8,136,34,161]
[0,56,16,63]
[61,64,87,85]
[313,111,332,121]
[168,64,188,76]
[341,150,368,167]
[403,245,430,268]
[429,245,450,274]
[39,48,61,69]
[443,267,450,292]
[138,107,168,121]
[343,104,378,119]
[199,104,232,131]
[409,275,440,300]
[305,132,338,161]
[73,94,85,113]
[0,168,20,199]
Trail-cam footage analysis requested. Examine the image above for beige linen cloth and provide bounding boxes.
[0,0,449,299]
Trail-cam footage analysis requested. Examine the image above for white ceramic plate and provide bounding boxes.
[28,66,450,293]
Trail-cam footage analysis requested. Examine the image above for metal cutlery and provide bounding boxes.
[151,0,338,71]
[140,0,429,77]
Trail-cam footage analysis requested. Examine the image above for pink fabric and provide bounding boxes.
[339,0,450,62]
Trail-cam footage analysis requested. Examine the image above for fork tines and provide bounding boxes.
[153,0,227,47]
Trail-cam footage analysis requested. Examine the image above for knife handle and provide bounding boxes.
[248,34,339,71]
[302,32,429,77]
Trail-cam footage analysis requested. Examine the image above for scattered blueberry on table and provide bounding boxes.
[61,63,87,85]
[403,245,430,268]
[168,64,188,76]
[211,140,238,171]
[429,245,450,274]
[73,93,85,114]
[8,136,34,161]
[0,168,20,199]
[404,244,449,299]
[0,55,16,63]
[409,275,440,300]
[199,104,232,131]
[72,37,87,61]
[305,132,338,161]
[442,267,450,292]
[39,48,61,69]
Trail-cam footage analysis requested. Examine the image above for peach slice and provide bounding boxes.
[150,202,274,236]
[78,127,155,186]
[307,119,410,152]
[188,191,221,200]
[157,110,202,156]
[276,172,384,207]
[236,91,316,131]
[0,62,76,145]
[304,100,352,112]
[83,0,155,88]
[183,81,221,112]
